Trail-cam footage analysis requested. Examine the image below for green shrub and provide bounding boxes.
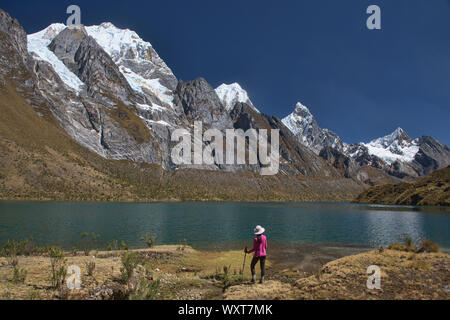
[419,239,441,253]
[404,236,413,247]
[130,279,160,300]
[120,252,138,283]
[85,260,96,276]
[121,241,129,251]
[106,239,119,251]
[13,265,27,284]
[140,230,156,248]
[1,240,17,265]
[80,232,101,256]
[48,247,67,289]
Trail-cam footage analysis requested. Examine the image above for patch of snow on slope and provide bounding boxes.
[28,24,84,92]
[216,83,260,113]
[120,66,174,106]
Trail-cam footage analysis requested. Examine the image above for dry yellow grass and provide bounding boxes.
[293,249,449,300]
[1,245,448,300]
[224,281,298,300]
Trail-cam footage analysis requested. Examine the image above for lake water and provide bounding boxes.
[0,202,449,251]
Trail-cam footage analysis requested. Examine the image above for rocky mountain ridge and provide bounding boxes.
[0,7,448,202]
[282,102,450,180]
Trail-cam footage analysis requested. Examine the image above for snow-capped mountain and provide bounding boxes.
[29,23,177,110]
[282,102,346,154]
[215,83,260,113]
[361,128,419,165]
[1,6,448,183]
[5,16,321,176]
[282,102,450,179]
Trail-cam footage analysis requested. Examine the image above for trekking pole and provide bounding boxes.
[242,247,247,280]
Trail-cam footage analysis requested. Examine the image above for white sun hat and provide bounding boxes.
[254,225,265,235]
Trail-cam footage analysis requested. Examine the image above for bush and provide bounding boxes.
[1,240,17,265]
[419,239,441,253]
[48,247,67,289]
[404,236,413,247]
[120,252,138,283]
[11,258,27,284]
[130,279,160,300]
[80,232,101,256]
[141,231,156,248]
[85,260,96,276]
[121,241,129,251]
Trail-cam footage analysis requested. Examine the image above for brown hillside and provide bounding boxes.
[354,166,450,206]
[0,83,364,202]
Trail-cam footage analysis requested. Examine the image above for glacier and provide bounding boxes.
[27,24,85,92]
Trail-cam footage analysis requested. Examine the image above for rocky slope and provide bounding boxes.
[354,166,450,206]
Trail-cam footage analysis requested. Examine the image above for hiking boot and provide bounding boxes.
[260,277,265,284]
[251,275,256,283]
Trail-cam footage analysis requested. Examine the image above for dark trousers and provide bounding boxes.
[250,256,266,278]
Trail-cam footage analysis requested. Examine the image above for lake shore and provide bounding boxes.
[1,243,448,300]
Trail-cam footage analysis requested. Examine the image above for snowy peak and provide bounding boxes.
[85,23,151,62]
[27,22,178,108]
[282,101,316,137]
[293,101,313,117]
[85,22,178,107]
[363,128,419,165]
[370,127,412,148]
[282,101,345,154]
[215,83,260,113]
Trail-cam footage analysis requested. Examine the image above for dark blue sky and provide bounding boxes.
[2,0,449,145]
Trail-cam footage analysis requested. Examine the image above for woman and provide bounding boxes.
[245,225,268,284]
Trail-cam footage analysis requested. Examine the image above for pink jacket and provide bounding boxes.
[247,235,267,257]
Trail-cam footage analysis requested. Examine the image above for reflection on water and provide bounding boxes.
[0,202,448,250]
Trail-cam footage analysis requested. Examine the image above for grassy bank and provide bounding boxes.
[0,239,448,300]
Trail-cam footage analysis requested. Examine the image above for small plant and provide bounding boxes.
[222,265,231,286]
[121,241,129,251]
[17,237,35,256]
[419,239,441,253]
[140,230,156,248]
[378,246,384,253]
[27,290,40,300]
[48,247,67,289]
[120,252,138,283]
[71,247,78,256]
[1,240,17,265]
[80,232,101,256]
[11,258,27,284]
[106,239,119,251]
[85,260,96,276]
[130,279,160,300]
[404,236,413,247]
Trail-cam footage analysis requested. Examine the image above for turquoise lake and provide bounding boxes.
[0,202,449,251]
